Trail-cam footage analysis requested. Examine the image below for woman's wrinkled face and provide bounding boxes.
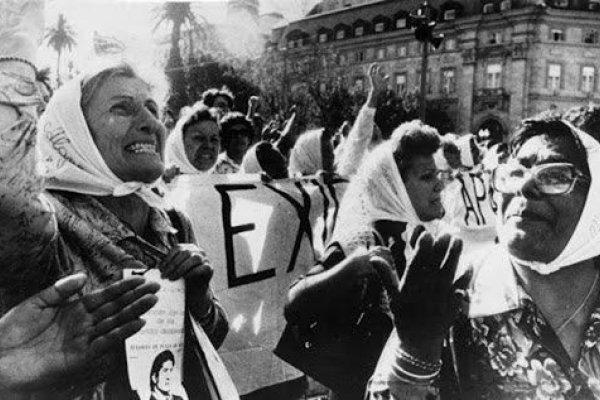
[499,134,588,263]
[85,76,166,183]
[404,155,445,222]
[183,120,220,171]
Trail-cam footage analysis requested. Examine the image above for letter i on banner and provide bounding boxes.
[124,269,189,400]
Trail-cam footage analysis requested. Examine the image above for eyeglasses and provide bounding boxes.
[491,162,590,195]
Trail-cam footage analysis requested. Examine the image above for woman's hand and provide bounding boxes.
[374,229,468,364]
[0,273,159,393]
[366,63,389,108]
[158,243,214,284]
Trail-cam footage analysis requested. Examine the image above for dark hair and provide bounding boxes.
[219,112,253,149]
[179,105,219,137]
[150,350,175,391]
[201,87,234,109]
[563,104,600,142]
[390,120,441,179]
[255,141,288,179]
[510,113,590,176]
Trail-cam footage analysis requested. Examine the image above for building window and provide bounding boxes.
[488,31,503,44]
[554,0,569,7]
[398,45,407,57]
[396,18,407,29]
[551,29,565,42]
[355,26,364,37]
[444,9,456,20]
[445,38,457,50]
[374,22,385,33]
[355,51,365,62]
[319,82,327,92]
[582,66,595,92]
[590,0,600,11]
[548,63,562,90]
[483,3,495,13]
[355,77,365,91]
[500,0,512,10]
[336,29,345,40]
[486,63,502,89]
[387,45,396,57]
[376,48,386,59]
[319,33,328,43]
[339,54,347,65]
[583,29,599,44]
[442,68,456,94]
[395,73,407,94]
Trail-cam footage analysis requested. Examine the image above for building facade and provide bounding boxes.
[265,0,600,139]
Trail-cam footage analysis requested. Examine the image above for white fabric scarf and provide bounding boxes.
[500,124,600,274]
[240,143,261,174]
[330,139,421,254]
[288,129,323,176]
[37,77,164,207]
[164,117,205,175]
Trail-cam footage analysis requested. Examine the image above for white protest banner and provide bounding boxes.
[167,174,347,395]
[124,269,189,400]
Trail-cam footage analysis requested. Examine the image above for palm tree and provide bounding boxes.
[44,14,76,86]
[154,2,213,113]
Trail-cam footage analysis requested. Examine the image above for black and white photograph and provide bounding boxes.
[1,0,600,399]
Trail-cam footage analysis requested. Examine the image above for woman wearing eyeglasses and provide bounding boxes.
[367,114,600,399]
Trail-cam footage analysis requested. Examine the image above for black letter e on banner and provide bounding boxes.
[215,184,275,288]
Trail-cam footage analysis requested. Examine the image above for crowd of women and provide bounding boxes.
[4,18,600,399]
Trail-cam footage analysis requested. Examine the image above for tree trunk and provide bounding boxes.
[56,49,62,87]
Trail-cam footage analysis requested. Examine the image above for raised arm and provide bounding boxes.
[336,63,388,177]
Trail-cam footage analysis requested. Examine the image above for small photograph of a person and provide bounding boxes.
[149,350,183,400]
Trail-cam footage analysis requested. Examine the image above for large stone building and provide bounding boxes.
[265,0,600,139]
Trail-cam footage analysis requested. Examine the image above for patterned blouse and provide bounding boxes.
[368,245,600,400]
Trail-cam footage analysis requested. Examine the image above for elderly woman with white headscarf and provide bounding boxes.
[367,114,600,400]
[164,105,221,180]
[0,62,228,399]
[283,120,448,400]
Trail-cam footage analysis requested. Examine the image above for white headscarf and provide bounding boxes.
[288,129,323,176]
[330,138,421,254]
[36,77,164,207]
[164,117,205,175]
[240,143,261,174]
[500,123,600,274]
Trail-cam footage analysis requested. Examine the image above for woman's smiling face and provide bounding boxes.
[183,120,221,172]
[84,75,166,183]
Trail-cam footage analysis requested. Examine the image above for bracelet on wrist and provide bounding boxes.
[396,346,442,372]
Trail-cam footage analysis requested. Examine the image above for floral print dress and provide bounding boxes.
[368,245,600,400]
